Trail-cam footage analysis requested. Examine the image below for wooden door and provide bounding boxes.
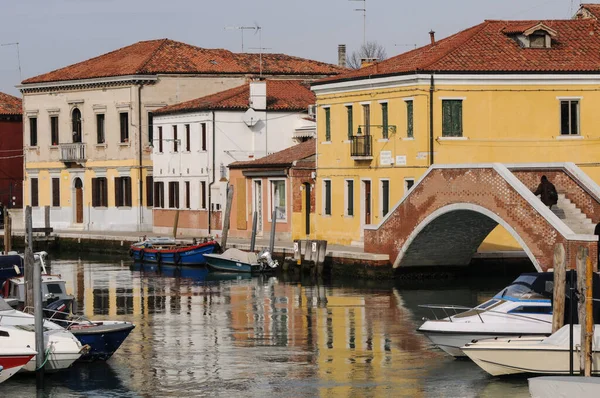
[364,181,371,225]
[304,183,311,235]
[75,178,83,224]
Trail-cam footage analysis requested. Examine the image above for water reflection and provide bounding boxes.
[0,257,530,397]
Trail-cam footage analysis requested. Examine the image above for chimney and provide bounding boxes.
[249,80,267,111]
[361,58,377,68]
[429,30,436,45]
[338,44,347,67]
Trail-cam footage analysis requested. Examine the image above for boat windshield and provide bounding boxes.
[0,298,13,311]
[495,274,551,301]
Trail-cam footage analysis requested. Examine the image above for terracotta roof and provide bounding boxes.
[154,80,315,115]
[229,139,315,169]
[22,39,345,84]
[0,92,22,115]
[314,18,600,85]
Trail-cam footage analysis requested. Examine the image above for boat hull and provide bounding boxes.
[0,354,36,384]
[204,254,258,273]
[69,322,135,361]
[130,242,218,266]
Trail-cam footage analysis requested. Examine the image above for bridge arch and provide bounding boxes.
[393,203,542,271]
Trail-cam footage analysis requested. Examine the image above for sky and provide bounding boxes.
[0,0,587,96]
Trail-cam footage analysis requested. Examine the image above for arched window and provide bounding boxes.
[72,108,82,143]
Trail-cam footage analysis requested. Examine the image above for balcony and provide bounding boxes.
[350,135,372,160]
[60,143,86,163]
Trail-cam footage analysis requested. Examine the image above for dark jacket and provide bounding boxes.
[534,180,558,207]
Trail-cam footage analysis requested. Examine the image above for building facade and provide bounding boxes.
[19,39,342,231]
[0,92,23,209]
[311,10,600,246]
[151,80,317,237]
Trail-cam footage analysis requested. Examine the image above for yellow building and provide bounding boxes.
[311,9,600,246]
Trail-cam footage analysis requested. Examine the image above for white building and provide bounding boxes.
[152,79,316,236]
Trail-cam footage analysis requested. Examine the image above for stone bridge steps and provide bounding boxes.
[552,194,596,234]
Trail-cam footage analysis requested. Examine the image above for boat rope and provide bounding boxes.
[36,344,53,370]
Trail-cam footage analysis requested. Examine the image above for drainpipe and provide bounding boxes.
[429,74,435,166]
[138,83,144,231]
[208,111,216,235]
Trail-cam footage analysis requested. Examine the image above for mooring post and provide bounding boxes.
[44,205,50,236]
[269,210,276,254]
[250,211,257,252]
[576,246,588,374]
[221,185,233,251]
[584,254,593,377]
[33,226,45,386]
[552,243,566,333]
[172,209,180,238]
[569,269,575,376]
[24,206,35,309]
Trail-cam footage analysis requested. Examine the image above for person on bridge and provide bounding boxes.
[533,175,558,208]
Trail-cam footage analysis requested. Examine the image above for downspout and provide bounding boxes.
[429,74,435,166]
[138,83,144,230]
[208,111,216,235]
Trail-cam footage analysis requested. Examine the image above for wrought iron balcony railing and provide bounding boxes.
[350,135,372,158]
[60,143,86,163]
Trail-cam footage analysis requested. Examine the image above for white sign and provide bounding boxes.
[294,242,299,252]
[395,155,407,166]
[312,242,317,252]
[380,151,392,166]
[416,152,428,160]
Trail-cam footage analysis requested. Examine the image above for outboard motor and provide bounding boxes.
[258,250,279,270]
[44,298,72,323]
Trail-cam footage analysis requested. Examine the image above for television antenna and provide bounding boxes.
[224,25,261,52]
[0,42,22,80]
[349,0,366,46]
[394,43,418,50]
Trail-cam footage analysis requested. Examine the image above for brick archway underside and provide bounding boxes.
[401,210,499,267]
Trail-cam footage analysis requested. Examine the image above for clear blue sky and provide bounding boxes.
[0,0,586,96]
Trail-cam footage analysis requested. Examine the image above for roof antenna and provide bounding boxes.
[224,25,260,52]
[0,42,22,81]
[248,23,269,77]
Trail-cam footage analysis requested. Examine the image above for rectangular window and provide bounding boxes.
[92,177,108,207]
[381,180,390,217]
[29,117,38,146]
[158,126,163,153]
[201,123,207,151]
[442,100,463,137]
[200,181,207,209]
[560,100,579,135]
[52,178,60,207]
[120,113,129,142]
[96,114,105,144]
[346,179,354,216]
[50,116,59,145]
[324,180,331,216]
[270,180,286,220]
[406,100,414,138]
[325,108,331,141]
[381,103,389,139]
[153,182,165,208]
[148,112,154,144]
[405,178,415,193]
[146,176,153,207]
[31,178,39,207]
[185,181,190,209]
[346,105,353,139]
[173,125,178,152]
[168,181,180,208]
[185,124,191,151]
[362,104,371,136]
[114,177,132,207]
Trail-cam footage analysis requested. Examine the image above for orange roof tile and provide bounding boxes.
[22,39,345,84]
[314,18,600,85]
[229,139,315,169]
[0,92,22,115]
[154,80,315,115]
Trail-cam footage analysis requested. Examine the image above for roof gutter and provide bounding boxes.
[138,83,144,230]
[18,75,158,91]
[429,74,435,166]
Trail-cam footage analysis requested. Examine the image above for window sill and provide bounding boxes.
[27,146,39,150]
[182,151,191,154]
[403,137,415,141]
[344,215,354,218]
[49,145,59,150]
[321,141,332,145]
[116,206,132,209]
[118,142,130,147]
[555,135,584,140]
[377,139,389,143]
[343,140,351,144]
[92,206,108,209]
[437,136,467,141]
[95,144,107,148]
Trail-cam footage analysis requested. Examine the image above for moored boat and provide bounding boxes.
[129,237,219,266]
[204,248,278,274]
[0,328,36,384]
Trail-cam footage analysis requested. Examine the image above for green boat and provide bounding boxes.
[204,248,278,274]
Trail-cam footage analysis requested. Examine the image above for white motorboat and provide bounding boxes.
[0,298,84,372]
[462,324,600,376]
[418,273,554,357]
[0,327,37,383]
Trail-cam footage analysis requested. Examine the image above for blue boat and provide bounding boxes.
[129,239,219,266]
[204,248,278,274]
[0,253,23,281]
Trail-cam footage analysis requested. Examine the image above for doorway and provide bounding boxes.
[253,180,263,234]
[74,177,83,224]
[303,183,311,235]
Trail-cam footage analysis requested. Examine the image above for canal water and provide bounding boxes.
[1,255,533,397]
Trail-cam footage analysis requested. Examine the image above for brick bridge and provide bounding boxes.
[365,163,600,271]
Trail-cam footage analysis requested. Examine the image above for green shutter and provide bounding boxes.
[325,108,331,141]
[382,103,389,139]
[347,106,353,139]
[442,100,463,137]
[406,101,413,138]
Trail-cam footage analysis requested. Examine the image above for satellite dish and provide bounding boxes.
[243,108,260,127]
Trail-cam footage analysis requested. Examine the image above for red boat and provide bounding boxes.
[0,328,37,384]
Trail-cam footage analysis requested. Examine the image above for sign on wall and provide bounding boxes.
[395,155,407,166]
[380,151,392,166]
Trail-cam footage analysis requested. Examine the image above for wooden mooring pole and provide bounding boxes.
[249,211,257,252]
[269,210,277,254]
[576,247,588,374]
[172,209,180,238]
[584,255,594,377]
[221,185,233,251]
[552,243,566,333]
[24,206,35,309]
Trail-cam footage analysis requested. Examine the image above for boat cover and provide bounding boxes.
[542,325,600,348]
[220,248,258,264]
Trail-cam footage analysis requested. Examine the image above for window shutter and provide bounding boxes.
[325,181,331,215]
[31,178,39,207]
[52,178,60,207]
[453,101,462,137]
[406,101,413,138]
[442,100,452,136]
[102,178,108,207]
[325,108,331,141]
[347,180,354,216]
[91,178,97,207]
[347,106,353,139]
[382,103,388,139]
[382,181,389,217]
[146,176,153,207]
[125,177,132,207]
[115,177,122,207]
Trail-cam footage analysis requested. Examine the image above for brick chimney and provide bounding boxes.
[361,58,377,68]
[429,30,436,45]
[338,44,347,67]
